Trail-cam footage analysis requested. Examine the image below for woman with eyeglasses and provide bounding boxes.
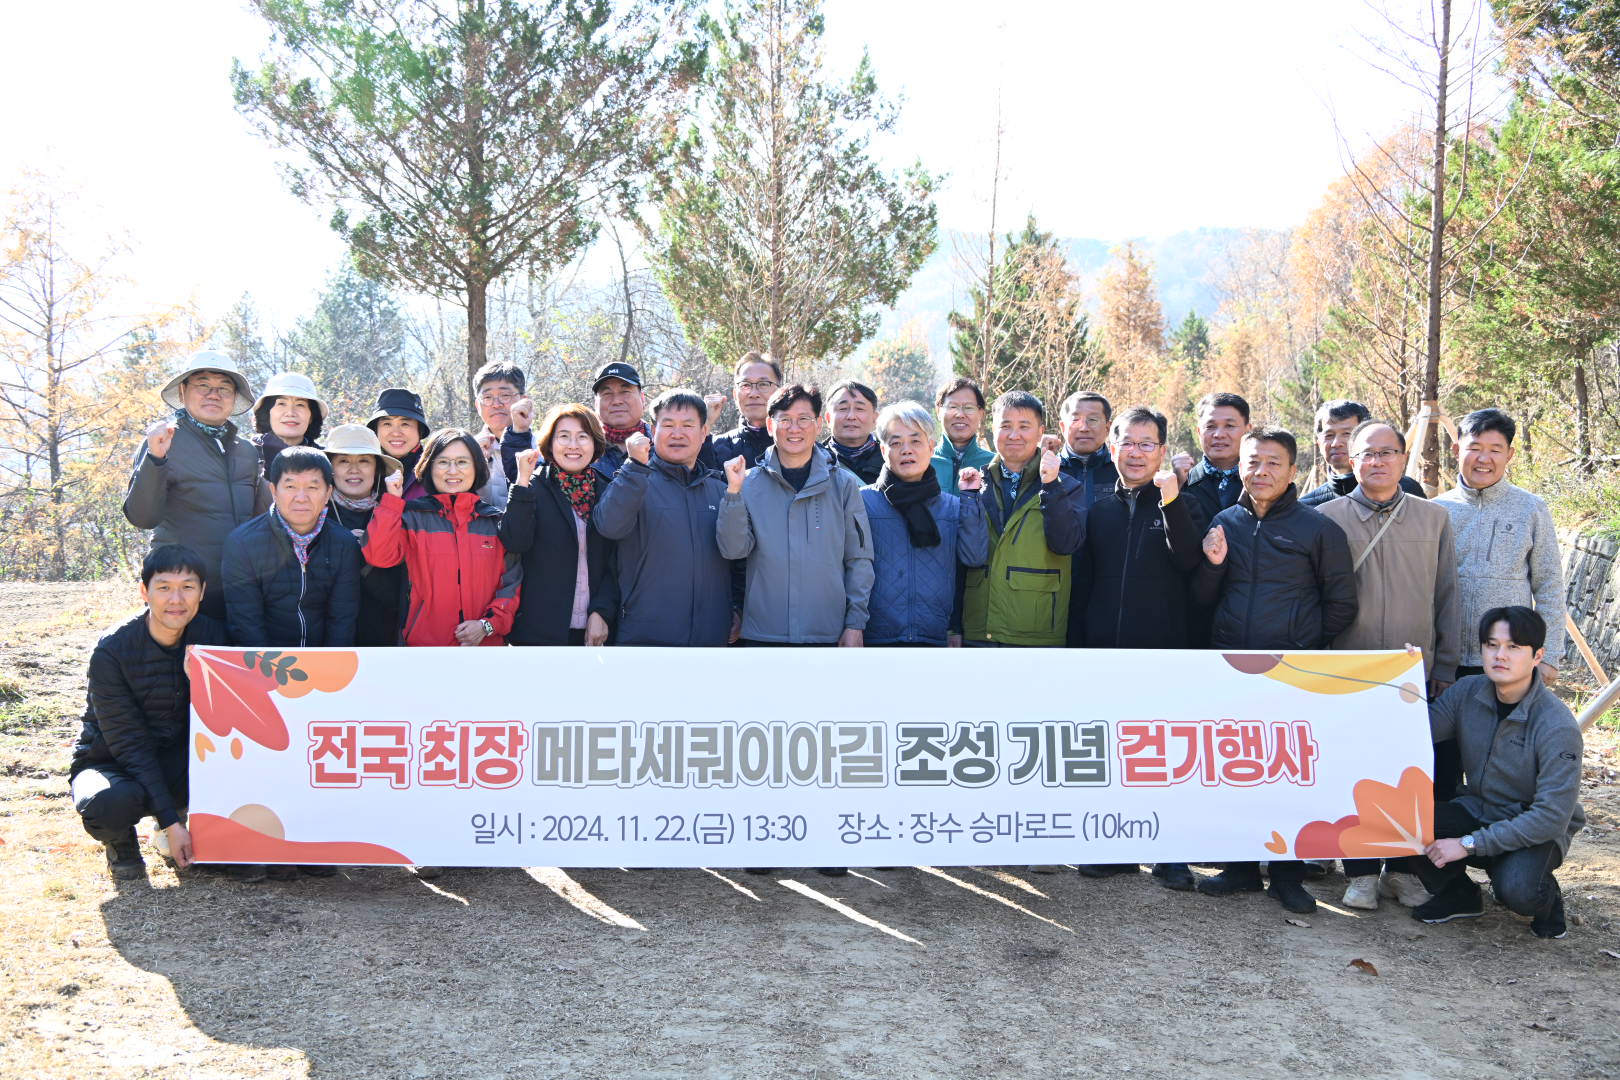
[362,428,522,646]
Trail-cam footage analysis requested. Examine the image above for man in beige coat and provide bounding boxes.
[1319,419,1461,911]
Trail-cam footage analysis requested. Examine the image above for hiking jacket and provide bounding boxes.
[497,467,618,646]
[1300,471,1425,508]
[1431,674,1585,857]
[962,461,1087,646]
[860,485,989,645]
[1193,485,1358,650]
[1318,491,1460,683]
[594,455,741,647]
[930,434,995,495]
[70,612,227,829]
[1058,447,1119,511]
[703,423,774,471]
[122,415,268,617]
[363,492,521,646]
[222,512,361,648]
[329,501,407,647]
[1433,477,1566,666]
[1182,457,1242,525]
[1072,481,1205,649]
[820,436,884,485]
[717,448,874,643]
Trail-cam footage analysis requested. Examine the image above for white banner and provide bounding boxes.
[186,646,1437,867]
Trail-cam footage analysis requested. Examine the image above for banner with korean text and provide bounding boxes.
[186,646,1436,867]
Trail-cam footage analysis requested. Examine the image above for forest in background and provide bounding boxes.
[3,0,1619,581]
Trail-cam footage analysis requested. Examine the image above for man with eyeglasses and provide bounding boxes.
[700,352,783,470]
[1317,420,1459,911]
[471,360,525,509]
[124,351,267,620]
[930,377,994,495]
[1300,399,1425,508]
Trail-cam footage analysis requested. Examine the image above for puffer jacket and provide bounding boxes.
[717,448,874,644]
[329,500,406,646]
[860,485,989,645]
[122,413,268,617]
[595,455,740,646]
[1430,673,1585,857]
[363,492,521,646]
[1183,456,1242,526]
[70,612,227,829]
[1193,484,1358,650]
[1433,477,1566,666]
[700,423,774,471]
[222,511,361,648]
[497,467,618,646]
[1072,481,1205,648]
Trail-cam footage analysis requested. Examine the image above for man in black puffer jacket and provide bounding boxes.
[71,545,223,881]
[1192,425,1357,915]
[222,447,360,648]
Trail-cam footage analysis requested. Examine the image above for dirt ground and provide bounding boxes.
[2,581,1618,1080]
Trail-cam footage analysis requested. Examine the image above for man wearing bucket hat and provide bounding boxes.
[592,361,649,481]
[367,388,432,502]
[323,424,407,646]
[123,351,267,620]
[250,371,327,474]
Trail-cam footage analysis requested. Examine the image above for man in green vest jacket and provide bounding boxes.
[962,391,1087,647]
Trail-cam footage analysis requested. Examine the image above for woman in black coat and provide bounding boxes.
[322,423,407,647]
[498,403,617,645]
[251,371,326,473]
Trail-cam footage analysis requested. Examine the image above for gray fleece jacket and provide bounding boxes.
[716,447,874,644]
[1432,477,1565,666]
[1429,674,1585,857]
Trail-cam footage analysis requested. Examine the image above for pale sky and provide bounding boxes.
[0,0,1440,334]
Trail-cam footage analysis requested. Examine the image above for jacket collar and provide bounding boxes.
[429,490,495,523]
[1236,483,1299,519]
[1112,476,1159,506]
[1455,474,1515,505]
[760,445,831,492]
[1470,668,1546,722]
[1061,445,1112,470]
[650,452,709,486]
[937,433,985,458]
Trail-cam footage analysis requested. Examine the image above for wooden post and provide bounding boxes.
[1577,672,1620,733]
[1566,613,1610,687]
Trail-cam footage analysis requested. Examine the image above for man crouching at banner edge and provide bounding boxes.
[1405,606,1585,939]
[69,546,222,881]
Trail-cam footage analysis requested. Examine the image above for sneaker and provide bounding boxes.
[1412,882,1484,924]
[816,867,849,877]
[1151,863,1196,891]
[151,826,171,860]
[1076,863,1139,878]
[1378,871,1431,907]
[228,863,268,884]
[103,831,145,881]
[1027,865,1063,874]
[1531,891,1567,939]
[1342,875,1380,910]
[1197,866,1264,896]
[1268,879,1319,914]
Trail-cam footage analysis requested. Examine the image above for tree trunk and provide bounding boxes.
[1421,0,1451,495]
[463,6,490,408]
[1574,359,1592,473]
[765,0,785,362]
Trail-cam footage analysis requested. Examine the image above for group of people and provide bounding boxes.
[68,348,1586,940]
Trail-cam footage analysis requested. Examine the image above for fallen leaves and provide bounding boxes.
[1348,958,1379,976]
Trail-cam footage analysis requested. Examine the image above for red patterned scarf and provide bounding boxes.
[555,469,596,520]
[602,420,650,446]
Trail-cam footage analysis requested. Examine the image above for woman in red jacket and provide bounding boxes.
[363,428,521,646]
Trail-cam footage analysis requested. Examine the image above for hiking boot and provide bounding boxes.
[1342,875,1380,910]
[1412,881,1484,924]
[1076,863,1139,878]
[1378,871,1431,907]
[103,831,145,881]
[1531,889,1567,939]
[816,867,849,877]
[1151,863,1196,891]
[1196,866,1264,896]
[228,863,268,884]
[1303,859,1333,880]
[1268,879,1319,914]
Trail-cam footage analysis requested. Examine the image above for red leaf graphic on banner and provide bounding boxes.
[189,813,411,865]
[185,648,288,751]
[1340,767,1434,857]
[1294,814,1358,859]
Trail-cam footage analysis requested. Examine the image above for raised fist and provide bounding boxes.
[1171,451,1194,485]
[625,431,652,466]
[476,430,499,461]
[1202,523,1228,565]
[958,466,983,493]
[1040,433,1063,456]
[1153,468,1180,503]
[515,448,539,485]
[1038,448,1061,485]
[509,397,535,434]
[724,455,748,493]
[384,470,405,498]
[704,392,728,419]
[145,418,177,459]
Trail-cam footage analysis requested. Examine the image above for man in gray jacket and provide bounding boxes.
[717,383,874,646]
[123,352,267,620]
[595,389,742,647]
[1408,606,1584,939]
[1318,420,1460,911]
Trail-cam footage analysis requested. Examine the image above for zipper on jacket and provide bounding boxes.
[1243,513,1263,640]
[1113,491,1137,645]
[296,557,308,647]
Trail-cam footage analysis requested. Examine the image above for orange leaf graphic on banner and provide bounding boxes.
[186,648,288,751]
[272,651,359,699]
[1264,831,1288,854]
[194,732,216,762]
[1339,767,1434,857]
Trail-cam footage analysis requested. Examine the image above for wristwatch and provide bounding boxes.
[480,618,495,638]
[1459,834,1476,853]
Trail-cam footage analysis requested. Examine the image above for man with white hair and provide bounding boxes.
[860,401,989,647]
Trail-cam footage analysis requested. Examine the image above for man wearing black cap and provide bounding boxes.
[367,388,432,502]
[592,361,649,480]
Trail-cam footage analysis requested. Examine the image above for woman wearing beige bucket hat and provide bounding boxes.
[321,424,406,647]
[251,371,328,475]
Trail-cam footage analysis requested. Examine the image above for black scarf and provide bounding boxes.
[875,466,941,548]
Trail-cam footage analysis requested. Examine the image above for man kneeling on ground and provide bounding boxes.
[69,546,220,881]
[1406,606,1584,938]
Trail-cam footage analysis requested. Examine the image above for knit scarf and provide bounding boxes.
[555,469,596,520]
[178,408,231,442]
[603,421,650,446]
[875,466,941,548]
[1202,456,1238,494]
[274,505,328,567]
[828,434,879,466]
[331,488,380,515]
